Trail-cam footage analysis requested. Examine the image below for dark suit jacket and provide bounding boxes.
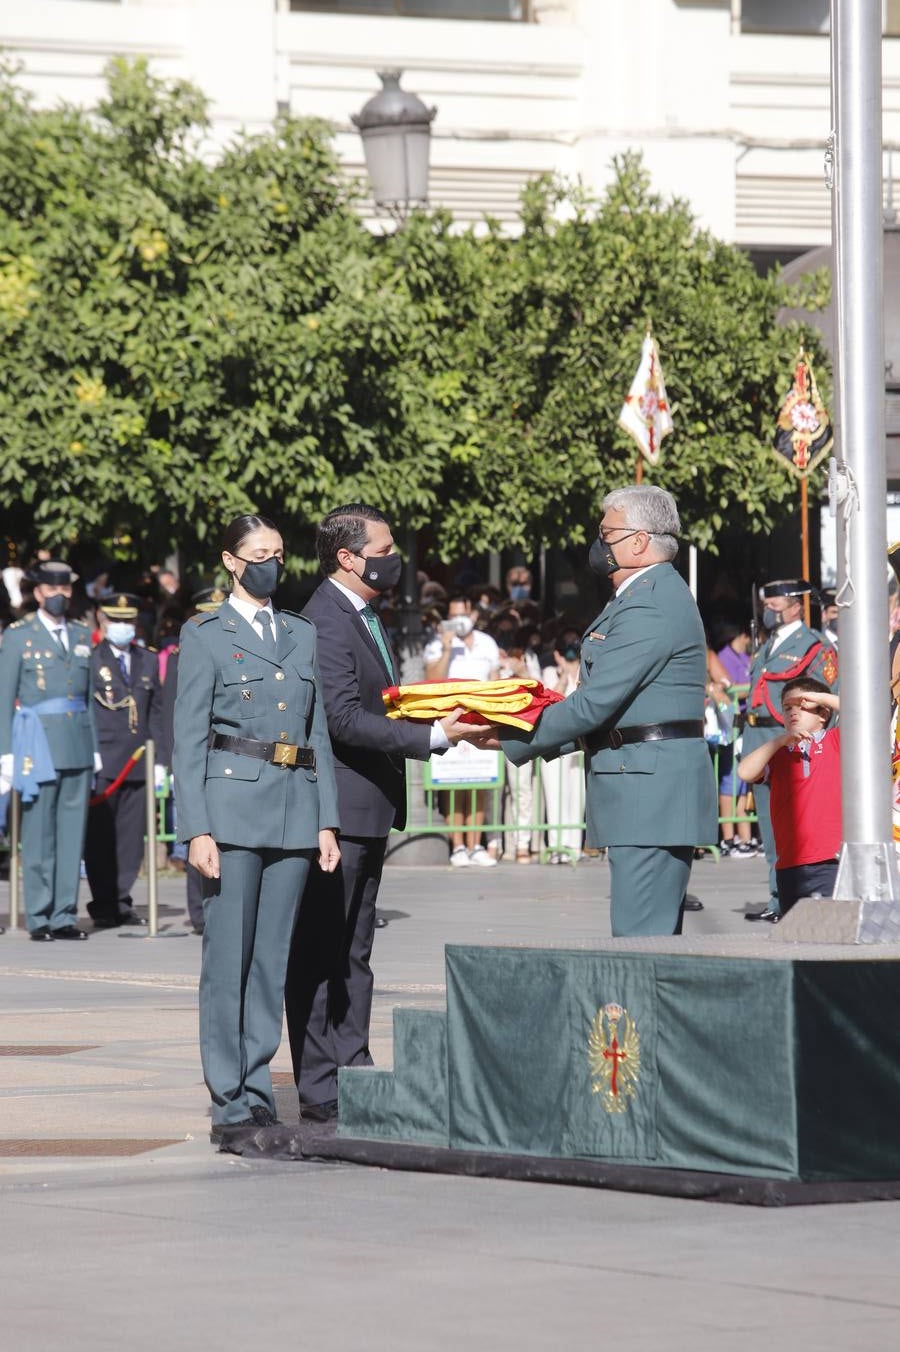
[302,578,432,837]
[91,640,163,783]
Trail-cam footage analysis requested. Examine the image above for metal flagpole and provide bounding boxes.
[830,0,900,916]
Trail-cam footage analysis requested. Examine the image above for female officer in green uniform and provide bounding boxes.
[173,514,340,1151]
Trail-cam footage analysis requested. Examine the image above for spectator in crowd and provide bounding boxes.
[713,619,756,858]
[540,627,585,864]
[492,628,540,862]
[505,565,533,607]
[739,677,841,918]
[819,588,839,649]
[424,593,501,867]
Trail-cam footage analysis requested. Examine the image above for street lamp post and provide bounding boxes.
[351,70,436,227]
[353,72,444,863]
[352,70,437,684]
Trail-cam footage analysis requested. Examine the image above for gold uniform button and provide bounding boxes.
[277,702,287,711]
[280,732,288,740]
[275,671,285,681]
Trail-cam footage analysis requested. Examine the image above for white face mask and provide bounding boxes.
[106,622,135,648]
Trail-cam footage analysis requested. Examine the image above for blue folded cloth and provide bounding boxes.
[11,706,57,803]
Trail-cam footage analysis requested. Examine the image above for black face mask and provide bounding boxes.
[560,642,581,661]
[43,593,68,618]
[357,552,402,593]
[234,555,282,600]
[588,537,620,579]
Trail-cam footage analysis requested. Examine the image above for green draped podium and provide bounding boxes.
[337,944,900,1183]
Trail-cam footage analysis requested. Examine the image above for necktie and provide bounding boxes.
[52,626,67,655]
[256,608,276,652]
[361,604,393,678]
[118,652,129,684]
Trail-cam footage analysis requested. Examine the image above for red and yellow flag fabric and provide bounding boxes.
[382,678,564,732]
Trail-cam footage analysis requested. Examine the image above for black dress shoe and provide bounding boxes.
[30,926,54,942]
[745,908,780,923]
[52,925,88,940]
[91,916,122,930]
[300,1099,339,1123]
[683,895,704,912]
[210,1117,256,1145]
[374,915,388,929]
[250,1105,280,1127]
[117,910,147,927]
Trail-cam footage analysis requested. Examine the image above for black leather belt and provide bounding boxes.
[584,719,705,754]
[209,732,316,770]
[744,713,780,728]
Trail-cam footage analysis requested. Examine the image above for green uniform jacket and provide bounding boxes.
[0,614,97,768]
[501,563,717,847]
[742,622,839,758]
[172,601,339,850]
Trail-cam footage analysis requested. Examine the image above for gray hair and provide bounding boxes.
[602,485,680,562]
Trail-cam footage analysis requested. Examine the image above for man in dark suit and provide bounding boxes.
[84,594,163,928]
[285,503,486,1121]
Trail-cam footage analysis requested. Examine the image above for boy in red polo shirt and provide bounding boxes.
[739,676,841,919]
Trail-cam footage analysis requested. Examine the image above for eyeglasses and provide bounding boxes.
[598,527,642,544]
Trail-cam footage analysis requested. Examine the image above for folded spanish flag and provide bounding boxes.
[382,678,564,732]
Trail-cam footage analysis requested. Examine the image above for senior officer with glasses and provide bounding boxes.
[0,559,100,939]
[497,485,717,938]
[173,514,340,1154]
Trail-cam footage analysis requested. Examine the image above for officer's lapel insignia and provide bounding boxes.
[232,651,244,663]
[588,1003,641,1114]
[587,631,606,642]
[822,650,838,686]
[99,666,112,683]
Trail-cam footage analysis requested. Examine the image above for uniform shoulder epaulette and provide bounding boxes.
[8,618,27,630]
[278,608,308,621]
[188,611,218,625]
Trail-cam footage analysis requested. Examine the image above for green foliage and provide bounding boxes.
[0,62,828,571]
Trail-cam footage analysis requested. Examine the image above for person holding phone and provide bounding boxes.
[173,514,340,1153]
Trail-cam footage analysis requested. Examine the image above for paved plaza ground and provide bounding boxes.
[1,854,898,1350]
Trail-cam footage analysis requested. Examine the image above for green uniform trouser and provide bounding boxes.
[750,780,780,913]
[607,844,694,938]
[200,845,312,1127]
[20,767,91,933]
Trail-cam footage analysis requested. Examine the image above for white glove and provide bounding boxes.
[154,764,167,793]
[0,752,12,797]
[93,752,103,775]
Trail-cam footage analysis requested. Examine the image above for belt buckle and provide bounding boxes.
[273,742,297,768]
[607,727,624,750]
[746,713,757,727]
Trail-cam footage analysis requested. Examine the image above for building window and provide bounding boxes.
[741,0,900,35]
[288,1,531,18]
[740,0,829,34]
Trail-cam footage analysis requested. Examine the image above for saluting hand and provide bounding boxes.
[318,829,341,874]
[189,834,220,880]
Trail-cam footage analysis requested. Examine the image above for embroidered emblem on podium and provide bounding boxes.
[588,1002,640,1114]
